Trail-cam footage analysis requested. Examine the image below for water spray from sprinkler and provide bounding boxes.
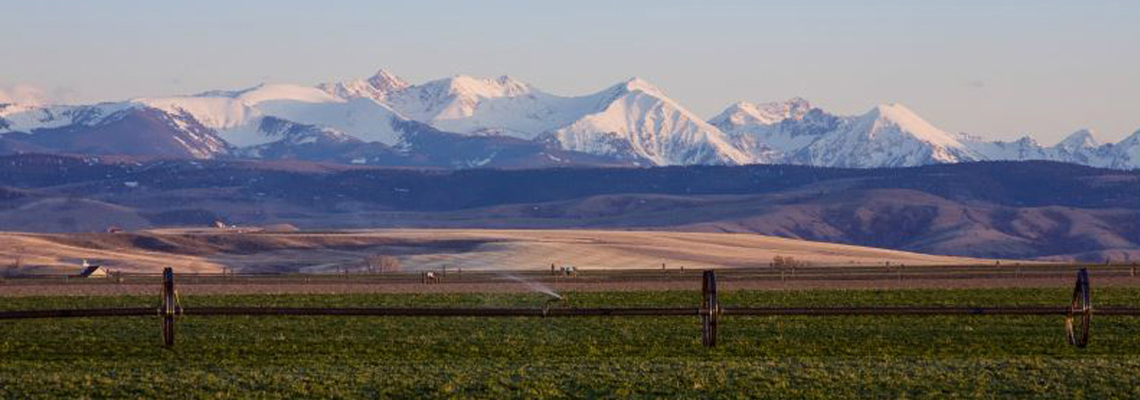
[502,274,562,300]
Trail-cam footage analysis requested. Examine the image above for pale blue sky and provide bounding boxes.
[2,0,1138,143]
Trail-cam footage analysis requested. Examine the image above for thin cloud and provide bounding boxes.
[0,84,50,105]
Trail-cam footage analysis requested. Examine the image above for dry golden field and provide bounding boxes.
[0,228,1001,276]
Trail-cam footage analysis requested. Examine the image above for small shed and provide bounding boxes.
[73,261,109,278]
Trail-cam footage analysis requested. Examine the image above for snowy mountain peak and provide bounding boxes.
[1015,136,1042,147]
[1057,129,1101,150]
[780,102,979,167]
[758,97,813,117]
[1095,127,1140,169]
[366,69,409,92]
[236,83,343,105]
[784,96,812,109]
[495,74,525,86]
[1123,128,1140,146]
[619,77,666,97]
[861,103,963,148]
[0,102,38,117]
[709,97,814,131]
[386,74,541,124]
[546,77,750,166]
[316,68,409,102]
[422,75,521,97]
[867,103,918,121]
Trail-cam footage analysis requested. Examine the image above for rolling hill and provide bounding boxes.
[0,154,1133,262]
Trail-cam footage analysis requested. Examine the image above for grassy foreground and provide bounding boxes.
[2,288,1140,398]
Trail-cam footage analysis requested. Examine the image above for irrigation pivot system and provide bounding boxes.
[0,267,1134,348]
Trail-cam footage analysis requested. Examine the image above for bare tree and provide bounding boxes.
[366,255,401,273]
[8,245,26,276]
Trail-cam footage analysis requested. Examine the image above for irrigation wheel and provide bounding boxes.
[1065,268,1091,348]
[161,267,176,347]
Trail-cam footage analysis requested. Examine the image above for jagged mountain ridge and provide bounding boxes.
[714,98,1139,169]
[0,69,1136,169]
[315,72,748,165]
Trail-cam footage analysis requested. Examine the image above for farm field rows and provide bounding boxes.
[2,288,1140,398]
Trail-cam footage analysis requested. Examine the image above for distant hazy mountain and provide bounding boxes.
[713,98,1139,169]
[0,69,1136,169]
[957,128,1140,170]
[0,103,228,158]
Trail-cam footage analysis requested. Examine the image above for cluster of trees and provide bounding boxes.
[771,255,808,269]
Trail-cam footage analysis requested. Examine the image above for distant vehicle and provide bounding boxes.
[560,266,578,277]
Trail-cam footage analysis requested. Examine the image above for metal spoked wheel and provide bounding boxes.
[1065,268,1091,348]
[161,267,176,347]
[701,270,719,347]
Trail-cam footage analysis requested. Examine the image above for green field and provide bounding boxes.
[3,288,1140,398]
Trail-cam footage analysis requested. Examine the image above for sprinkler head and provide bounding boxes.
[542,295,569,316]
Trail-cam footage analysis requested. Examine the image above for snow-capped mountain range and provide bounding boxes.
[0,69,1136,169]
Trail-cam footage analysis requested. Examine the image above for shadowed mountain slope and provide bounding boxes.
[0,154,1134,261]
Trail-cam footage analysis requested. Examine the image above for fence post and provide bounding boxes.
[161,267,176,347]
[701,270,719,347]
